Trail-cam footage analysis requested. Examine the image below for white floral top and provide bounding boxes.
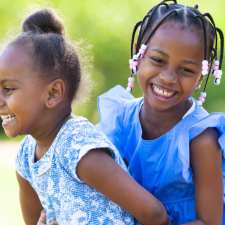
[16,115,137,225]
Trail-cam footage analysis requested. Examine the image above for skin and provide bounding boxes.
[138,22,203,139]
[0,44,170,225]
[137,21,223,224]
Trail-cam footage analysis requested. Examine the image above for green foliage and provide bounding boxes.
[0,0,225,139]
[0,1,225,224]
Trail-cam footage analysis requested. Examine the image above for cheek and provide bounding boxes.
[181,77,201,94]
[137,71,147,88]
[6,97,17,110]
[8,96,28,118]
[137,64,153,79]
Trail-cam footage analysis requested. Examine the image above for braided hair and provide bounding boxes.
[128,0,224,102]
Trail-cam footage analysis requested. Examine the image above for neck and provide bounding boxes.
[140,100,191,139]
[34,111,71,160]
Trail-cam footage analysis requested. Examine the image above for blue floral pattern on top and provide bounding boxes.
[16,115,137,225]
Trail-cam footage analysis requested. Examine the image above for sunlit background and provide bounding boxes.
[0,0,224,224]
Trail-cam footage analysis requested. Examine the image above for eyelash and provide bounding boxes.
[180,68,195,75]
[3,87,15,94]
[149,56,164,65]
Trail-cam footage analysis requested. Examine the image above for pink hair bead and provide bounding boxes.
[129,54,139,73]
[213,60,222,86]
[126,76,135,92]
[214,70,222,85]
[214,60,220,66]
[214,69,222,78]
[139,44,147,57]
[129,44,147,74]
[197,92,207,106]
[202,60,208,76]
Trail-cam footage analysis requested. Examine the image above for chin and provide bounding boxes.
[4,130,20,138]
[146,98,174,112]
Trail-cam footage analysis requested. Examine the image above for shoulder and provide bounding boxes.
[16,135,34,159]
[188,110,225,141]
[188,111,225,153]
[97,85,142,131]
[191,128,219,150]
[55,115,115,156]
[57,115,97,141]
[98,85,142,116]
[16,135,34,181]
[55,116,127,180]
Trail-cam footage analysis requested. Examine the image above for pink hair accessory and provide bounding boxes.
[197,91,207,106]
[126,76,135,92]
[213,70,222,85]
[213,60,222,85]
[129,44,148,74]
[213,60,220,68]
[138,44,147,58]
[214,69,222,78]
[201,60,208,76]
[129,55,139,73]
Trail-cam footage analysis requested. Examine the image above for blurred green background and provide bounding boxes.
[0,0,224,224]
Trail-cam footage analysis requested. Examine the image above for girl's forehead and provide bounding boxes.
[0,44,39,81]
[146,21,204,61]
[0,44,31,66]
[148,21,203,48]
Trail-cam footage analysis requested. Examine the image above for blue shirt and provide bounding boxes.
[16,115,137,225]
[98,85,225,225]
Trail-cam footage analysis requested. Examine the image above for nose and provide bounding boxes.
[159,67,177,84]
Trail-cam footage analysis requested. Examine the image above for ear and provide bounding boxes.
[45,79,66,108]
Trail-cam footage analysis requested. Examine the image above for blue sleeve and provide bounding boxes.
[177,112,225,182]
[56,120,120,183]
[97,85,134,158]
[189,112,225,154]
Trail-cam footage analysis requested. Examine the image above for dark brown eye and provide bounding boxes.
[184,68,194,73]
[150,57,164,64]
[3,87,15,94]
[180,67,195,76]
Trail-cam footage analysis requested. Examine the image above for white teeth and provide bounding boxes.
[152,84,175,98]
[1,114,16,124]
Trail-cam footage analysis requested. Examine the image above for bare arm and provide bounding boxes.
[182,128,223,225]
[77,149,170,225]
[16,172,43,225]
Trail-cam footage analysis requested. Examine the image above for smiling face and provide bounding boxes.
[0,44,49,137]
[138,21,204,114]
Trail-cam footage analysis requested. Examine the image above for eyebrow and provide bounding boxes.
[149,48,168,57]
[182,59,200,66]
[0,79,19,84]
[149,48,200,66]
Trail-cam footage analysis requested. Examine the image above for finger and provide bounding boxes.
[37,210,46,225]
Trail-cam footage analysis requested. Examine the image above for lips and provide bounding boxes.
[1,114,16,126]
[151,83,177,99]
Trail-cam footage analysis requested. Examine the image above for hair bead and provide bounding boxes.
[197,92,207,106]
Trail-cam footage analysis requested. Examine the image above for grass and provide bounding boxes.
[0,164,24,225]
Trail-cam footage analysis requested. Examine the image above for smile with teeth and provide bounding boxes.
[152,84,176,98]
[1,114,16,125]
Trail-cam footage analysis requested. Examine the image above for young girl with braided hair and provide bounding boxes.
[98,0,225,224]
[0,8,171,225]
